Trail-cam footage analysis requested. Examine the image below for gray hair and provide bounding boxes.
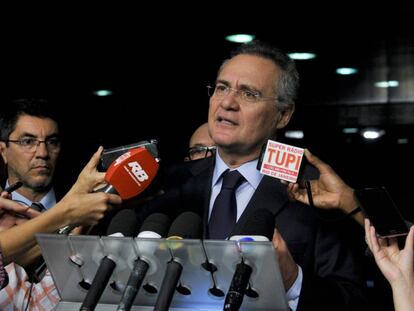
[219,40,299,113]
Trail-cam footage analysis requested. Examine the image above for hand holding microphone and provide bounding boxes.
[60,145,159,234]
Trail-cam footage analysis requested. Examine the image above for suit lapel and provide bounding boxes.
[230,175,288,236]
[184,157,215,237]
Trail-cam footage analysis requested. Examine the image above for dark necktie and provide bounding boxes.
[31,202,46,212]
[28,202,48,282]
[208,170,244,239]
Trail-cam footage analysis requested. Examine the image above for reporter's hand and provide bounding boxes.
[365,219,414,287]
[67,146,107,195]
[0,197,41,231]
[272,229,298,290]
[56,147,121,229]
[365,219,414,311]
[284,149,357,213]
[57,192,122,227]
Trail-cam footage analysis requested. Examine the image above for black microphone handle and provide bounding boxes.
[223,262,253,311]
[116,258,150,311]
[80,256,116,311]
[153,260,183,311]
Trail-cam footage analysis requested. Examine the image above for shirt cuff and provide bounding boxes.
[286,265,303,311]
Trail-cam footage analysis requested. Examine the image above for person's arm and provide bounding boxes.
[272,229,301,311]
[285,149,364,226]
[0,191,121,264]
[365,219,414,311]
[0,147,121,264]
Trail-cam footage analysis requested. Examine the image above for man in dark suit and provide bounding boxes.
[137,40,366,310]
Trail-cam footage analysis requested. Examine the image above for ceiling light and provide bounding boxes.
[397,138,409,144]
[288,53,316,60]
[285,130,304,139]
[93,89,113,96]
[225,34,255,43]
[343,127,359,134]
[336,68,358,75]
[374,80,399,88]
[361,128,385,140]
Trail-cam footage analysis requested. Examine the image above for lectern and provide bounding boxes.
[36,234,289,311]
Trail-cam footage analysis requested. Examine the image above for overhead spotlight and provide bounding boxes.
[361,128,385,140]
[225,34,255,43]
[93,89,113,97]
[397,138,409,144]
[336,68,358,75]
[285,130,304,139]
[343,127,359,134]
[374,80,399,88]
[288,52,316,60]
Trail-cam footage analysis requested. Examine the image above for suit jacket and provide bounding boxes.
[136,157,367,310]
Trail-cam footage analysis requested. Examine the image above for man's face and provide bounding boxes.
[0,114,60,192]
[208,54,292,158]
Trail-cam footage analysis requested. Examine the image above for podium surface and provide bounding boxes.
[36,234,289,311]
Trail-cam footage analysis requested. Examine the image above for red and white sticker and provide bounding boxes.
[259,140,304,183]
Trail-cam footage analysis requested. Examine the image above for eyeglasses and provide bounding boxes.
[207,84,278,103]
[188,145,216,160]
[6,137,61,152]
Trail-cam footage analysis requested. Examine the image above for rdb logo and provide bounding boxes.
[128,161,149,182]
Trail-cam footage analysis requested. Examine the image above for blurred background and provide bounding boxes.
[2,2,414,219]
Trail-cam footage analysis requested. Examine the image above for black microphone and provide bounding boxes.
[80,209,139,311]
[116,213,171,311]
[229,208,275,242]
[224,209,275,311]
[137,213,171,238]
[154,211,203,311]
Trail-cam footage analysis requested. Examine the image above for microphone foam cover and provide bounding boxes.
[232,208,275,241]
[107,209,140,237]
[168,211,203,239]
[104,147,159,200]
[139,213,171,238]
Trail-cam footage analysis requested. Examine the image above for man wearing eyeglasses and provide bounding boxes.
[0,98,62,309]
[137,41,366,310]
[0,98,60,219]
[185,122,216,161]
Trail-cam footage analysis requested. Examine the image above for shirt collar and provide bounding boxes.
[6,180,56,210]
[213,152,263,190]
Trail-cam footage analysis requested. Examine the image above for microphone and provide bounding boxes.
[100,140,159,170]
[99,146,160,200]
[137,213,171,238]
[154,211,203,311]
[229,208,275,242]
[59,146,160,235]
[116,213,171,311]
[225,209,275,311]
[80,209,139,311]
[223,262,253,311]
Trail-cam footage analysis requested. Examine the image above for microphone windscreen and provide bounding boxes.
[104,147,159,200]
[106,209,139,237]
[168,211,203,239]
[138,213,171,238]
[232,209,275,241]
